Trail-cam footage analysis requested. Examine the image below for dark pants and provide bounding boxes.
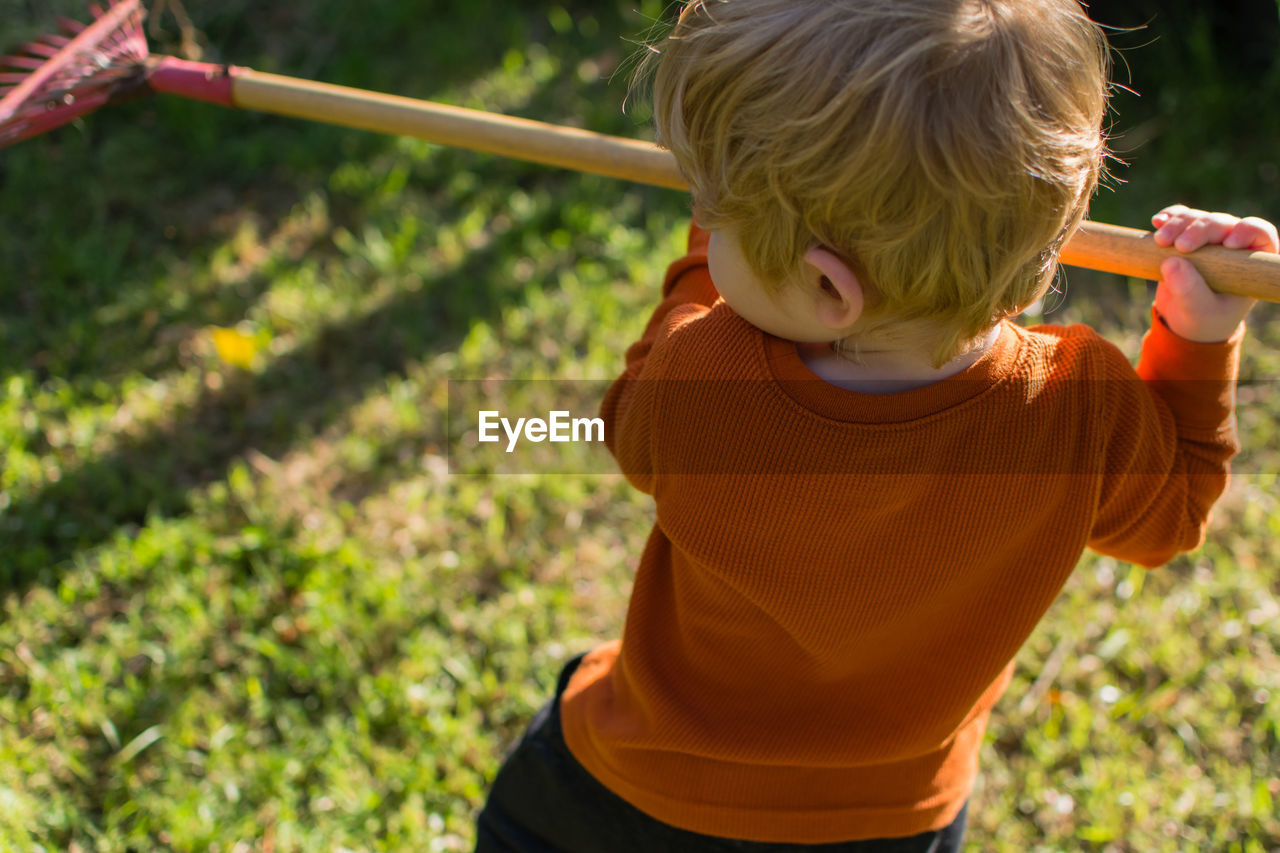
[475,655,969,853]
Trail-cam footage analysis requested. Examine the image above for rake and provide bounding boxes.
[5,0,1280,300]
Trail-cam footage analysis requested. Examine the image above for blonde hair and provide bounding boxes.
[641,0,1111,365]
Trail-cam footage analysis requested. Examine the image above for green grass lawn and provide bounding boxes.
[2,1,1278,850]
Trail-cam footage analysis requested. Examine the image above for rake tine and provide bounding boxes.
[2,56,48,70]
[57,17,87,35]
[20,42,63,59]
[0,73,32,83]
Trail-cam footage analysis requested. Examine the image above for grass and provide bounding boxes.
[1,1,1278,850]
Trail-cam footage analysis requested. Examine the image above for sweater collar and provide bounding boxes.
[762,320,1023,424]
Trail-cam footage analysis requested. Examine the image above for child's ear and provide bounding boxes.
[802,246,863,331]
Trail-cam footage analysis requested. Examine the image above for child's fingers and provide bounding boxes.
[1159,256,1206,296]
[1152,209,1241,252]
[1171,213,1241,252]
[1151,204,1196,246]
[1151,204,1188,233]
[1223,216,1280,252]
[1152,203,1190,224]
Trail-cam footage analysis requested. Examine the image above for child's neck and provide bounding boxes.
[796,325,1001,394]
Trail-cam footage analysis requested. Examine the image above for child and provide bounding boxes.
[475,0,1278,849]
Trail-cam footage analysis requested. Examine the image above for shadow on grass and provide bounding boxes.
[4,226,501,589]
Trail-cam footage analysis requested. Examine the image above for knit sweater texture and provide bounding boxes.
[559,224,1243,843]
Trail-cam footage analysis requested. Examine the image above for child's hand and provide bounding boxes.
[1150,205,1278,342]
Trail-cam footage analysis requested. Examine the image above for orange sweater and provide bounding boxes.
[559,225,1242,843]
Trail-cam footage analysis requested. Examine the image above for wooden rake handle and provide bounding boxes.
[1058,222,1280,301]
[167,63,1280,301]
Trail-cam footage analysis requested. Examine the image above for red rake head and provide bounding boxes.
[0,0,149,148]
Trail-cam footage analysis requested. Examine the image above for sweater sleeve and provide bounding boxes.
[1087,309,1243,567]
[599,223,718,494]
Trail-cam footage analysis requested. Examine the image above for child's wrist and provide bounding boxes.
[1154,308,1245,345]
